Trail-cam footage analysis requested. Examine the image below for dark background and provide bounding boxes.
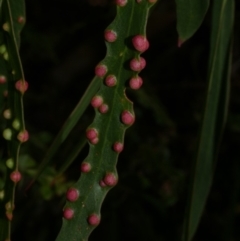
[9,0,240,240]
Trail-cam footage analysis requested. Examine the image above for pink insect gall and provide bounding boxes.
[86,128,98,140]
[113,142,124,153]
[129,76,143,90]
[17,130,29,143]
[66,188,79,202]
[98,104,109,114]
[95,64,107,77]
[104,30,117,42]
[80,162,91,173]
[91,96,103,108]
[10,171,21,183]
[17,16,25,24]
[0,75,6,84]
[129,57,146,72]
[103,173,118,186]
[63,208,74,220]
[88,214,100,226]
[121,111,135,125]
[15,80,28,94]
[115,0,127,6]
[132,35,149,52]
[105,75,117,87]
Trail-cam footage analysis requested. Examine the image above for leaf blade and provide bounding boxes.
[55,1,156,240]
[182,0,234,240]
[27,76,100,188]
[0,0,26,240]
[175,0,209,43]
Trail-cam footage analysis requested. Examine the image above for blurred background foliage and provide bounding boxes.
[3,0,240,240]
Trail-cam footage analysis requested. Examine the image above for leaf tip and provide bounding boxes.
[177,38,184,48]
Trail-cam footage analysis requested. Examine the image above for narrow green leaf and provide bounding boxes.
[175,0,209,44]
[56,138,87,176]
[0,0,26,240]
[56,1,156,240]
[182,0,234,240]
[27,76,100,187]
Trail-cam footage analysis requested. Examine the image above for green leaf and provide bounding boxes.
[175,0,210,44]
[0,0,26,240]
[27,76,100,187]
[55,1,156,240]
[182,0,234,240]
[56,137,87,176]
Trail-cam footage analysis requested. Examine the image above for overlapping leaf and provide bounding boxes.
[0,0,26,240]
[175,0,209,43]
[182,0,234,240]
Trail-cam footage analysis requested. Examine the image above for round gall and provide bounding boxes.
[88,214,100,226]
[80,162,91,173]
[10,171,21,183]
[63,208,74,220]
[17,130,29,143]
[105,75,117,87]
[104,30,117,42]
[132,35,149,52]
[66,188,79,202]
[91,96,103,108]
[98,104,109,114]
[15,80,28,94]
[129,76,143,90]
[86,128,98,140]
[103,173,118,186]
[0,75,6,84]
[95,64,107,78]
[121,111,135,125]
[113,142,124,153]
[130,57,146,72]
[116,0,127,6]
